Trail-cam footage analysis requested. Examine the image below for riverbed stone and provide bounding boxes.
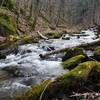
[2,65,34,77]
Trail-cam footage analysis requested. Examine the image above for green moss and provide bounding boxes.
[15,80,50,100]
[46,32,62,39]
[62,47,86,61]
[62,55,85,69]
[60,61,100,87]
[0,14,17,36]
[93,46,100,60]
[0,34,34,50]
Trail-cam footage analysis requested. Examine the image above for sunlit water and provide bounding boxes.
[0,29,99,99]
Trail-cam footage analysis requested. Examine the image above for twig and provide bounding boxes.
[39,80,52,100]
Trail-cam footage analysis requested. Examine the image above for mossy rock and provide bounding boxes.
[62,55,85,69]
[15,61,100,100]
[15,80,50,100]
[0,0,16,10]
[93,46,100,61]
[0,14,17,36]
[43,61,100,99]
[62,47,86,61]
[46,32,62,39]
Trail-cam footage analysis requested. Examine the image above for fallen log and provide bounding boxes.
[39,39,100,59]
[37,31,48,40]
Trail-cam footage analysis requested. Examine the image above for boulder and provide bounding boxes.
[2,65,34,77]
[62,47,86,61]
[62,55,85,69]
[93,46,100,61]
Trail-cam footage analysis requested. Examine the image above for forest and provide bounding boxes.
[0,0,100,100]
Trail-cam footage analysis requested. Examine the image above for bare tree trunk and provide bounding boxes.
[31,0,40,31]
[55,0,65,27]
[16,1,21,26]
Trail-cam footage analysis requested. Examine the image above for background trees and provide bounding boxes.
[8,0,100,30]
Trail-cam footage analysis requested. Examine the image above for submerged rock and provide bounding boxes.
[2,65,34,77]
[62,55,85,69]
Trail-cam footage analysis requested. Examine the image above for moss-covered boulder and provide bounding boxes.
[15,80,50,100]
[62,47,86,61]
[15,61,100,100]
[62,55,85,69]
[46,32,62,39]
[0,13,17,36]
[0,0,16,10]
[93,46,100,61]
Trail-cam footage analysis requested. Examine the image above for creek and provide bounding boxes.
[0,28,99,99]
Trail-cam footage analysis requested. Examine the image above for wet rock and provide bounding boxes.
[0,82,30,100]
[15,80,50,100]
[93,46,100,61]
[42,46,55,51]
[0,53,6,59]
[62,47,86,61]
[62,55,85,69]
[20,77,39,86]
[2,65,34,77]
[61,34,70,40]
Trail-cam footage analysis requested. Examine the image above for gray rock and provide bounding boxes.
[2,65,34,77]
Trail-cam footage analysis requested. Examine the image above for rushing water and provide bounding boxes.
[0,28,99,99]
